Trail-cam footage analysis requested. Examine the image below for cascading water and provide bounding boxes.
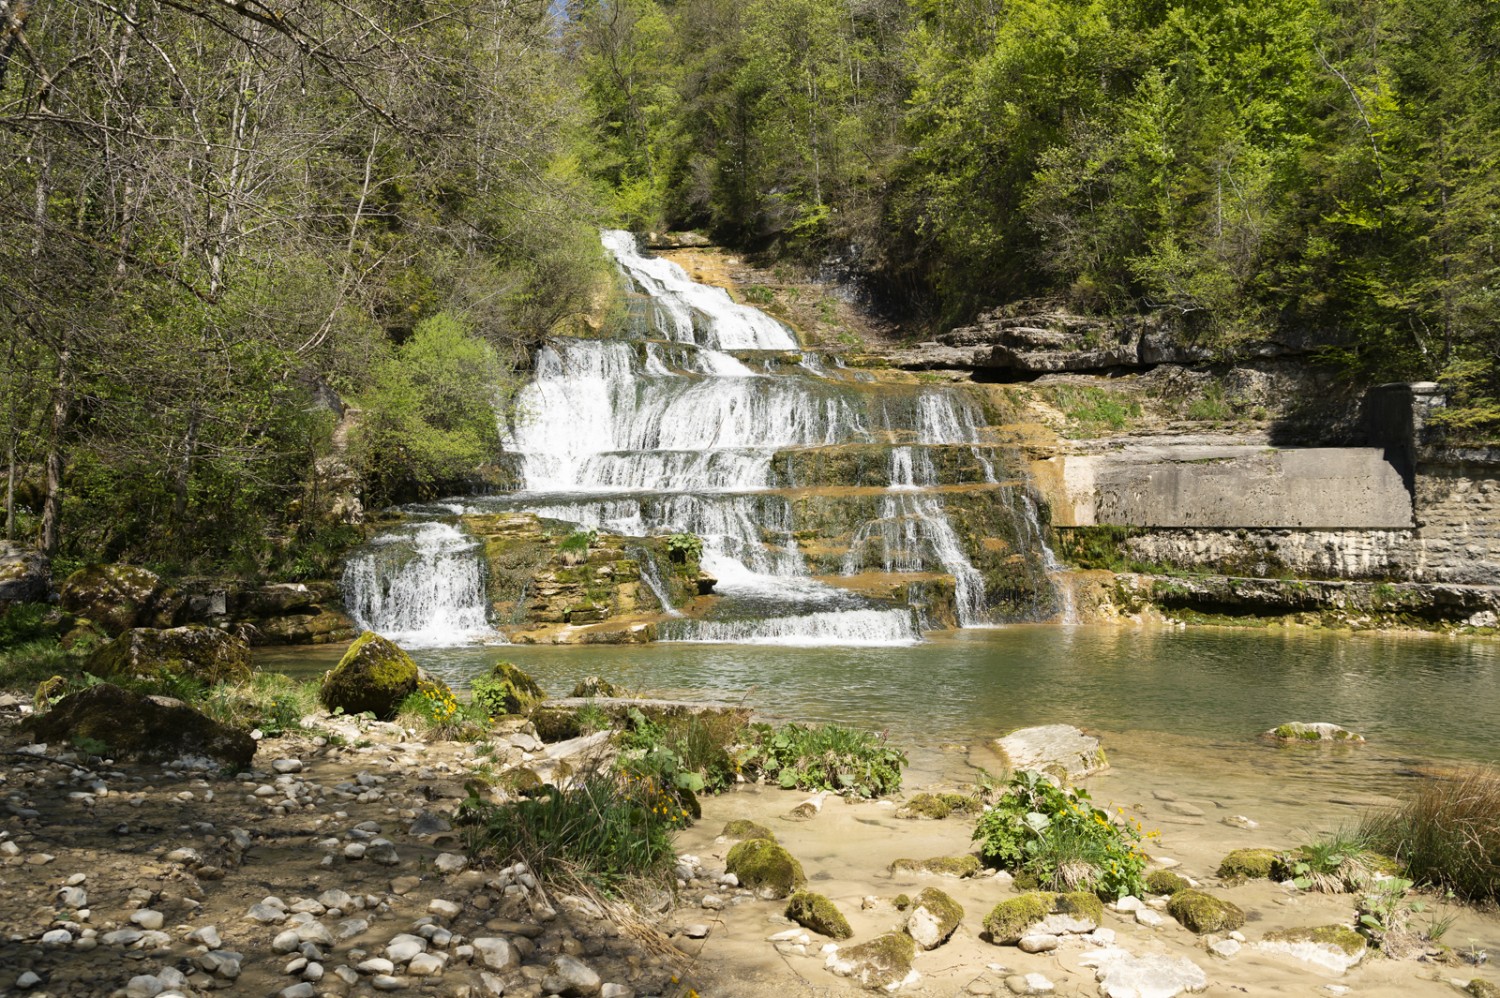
[346,229,1057,646]
[341,521,494,646]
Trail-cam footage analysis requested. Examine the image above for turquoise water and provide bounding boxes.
[262,625,1500,767]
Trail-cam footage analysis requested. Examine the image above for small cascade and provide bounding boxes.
[840,494,989,626]
[341,521,493,646]
[659,608,920,646]
[634,547,683,617]
[1021,491,1076,624]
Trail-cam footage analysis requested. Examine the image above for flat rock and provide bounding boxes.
[1079,946,1207,998]
[994,724,1107,781]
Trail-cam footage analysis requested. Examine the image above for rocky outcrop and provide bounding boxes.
[318,632,419,720]
[86,626,253,686]
[0,545,49,606]
[21,682,256,769]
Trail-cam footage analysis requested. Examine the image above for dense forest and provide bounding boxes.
[2,0,1498,577]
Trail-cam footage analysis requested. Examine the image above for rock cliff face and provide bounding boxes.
[892,306,1317,376]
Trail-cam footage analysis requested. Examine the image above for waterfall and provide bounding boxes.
[346,229,1060,646]
[340,521,493,647]
[634,548,683,617]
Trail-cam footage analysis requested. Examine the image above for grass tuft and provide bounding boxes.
[1363,766,1500,903]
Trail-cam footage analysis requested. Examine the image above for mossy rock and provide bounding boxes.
[785,891,853,939]
[888,855,982,878]
[1058,891,1104,924]
[318,631,419,720]
[1264,925,1367,957]
[473,660,546,716]
[1468,980,1500,998]
[982,892,1058,944]
[1264,722,1365,743]
[21,682,255,769]
[59,563,178,635]
[725,838,805,898]
[895,791,983,820]
[87,626,253,688]
[569,675,620,698]
[721,819,776,843]
[1217,847,1279,881]
[1167,889,1245,934]
[529,705,581,742]
[1144,869,1191,895]
[893,893,912,911]
[906,887,963,950]
[826,932,916,990]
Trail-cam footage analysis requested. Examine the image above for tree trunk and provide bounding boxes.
[38,338,68,558]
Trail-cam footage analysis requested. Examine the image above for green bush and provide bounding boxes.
[665,532,703,564]
[618,707,743,797]
[470,660,545,716]
[398,681,487,741]
[457,770,685,892]
[1363,766,1500,903]
[971,769,1151,900]
[737,722,906,797]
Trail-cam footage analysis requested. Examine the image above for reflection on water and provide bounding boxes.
[260,625,1500,772]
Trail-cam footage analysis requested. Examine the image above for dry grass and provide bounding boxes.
[1364,765,1500,902]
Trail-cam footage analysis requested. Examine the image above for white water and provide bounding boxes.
[341,521,495,647]
[659,608,921,646]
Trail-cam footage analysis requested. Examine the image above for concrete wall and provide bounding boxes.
[1047,443,1414,529]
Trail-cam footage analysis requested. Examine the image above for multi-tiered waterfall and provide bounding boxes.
[343,231,1057,645]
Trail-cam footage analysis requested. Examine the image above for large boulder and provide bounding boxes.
[21,683,255,769]
[59,564,179,635]
[994,724,1108,782]
[472,660,546,716]
[86,626,253,686]
[318,631,419,720]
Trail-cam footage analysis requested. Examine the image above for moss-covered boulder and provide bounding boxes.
[982,893,1057,944]
[906,888,963,950]
[1217,848,1278,881]
[888,855,983,878]
[0,550,49,606]
[1260,926,1367,974]
[21,682,255,769]
[569,675,620,698]
[1468,980,1500,998]
[318,631,419,720]
[785,892,853,939]
[895,792,982,820]
[86,626,253,687]
[472,660,546,716]
[1167,890,1245,934]
[1057,891,1104,924]
[725,838,805,898]
[59,564,178,635]
[721,819,776,843]
[528,705,581,742]
[825,932,916,991]
[1144,869,1191,895]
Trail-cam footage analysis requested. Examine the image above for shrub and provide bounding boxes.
[1363,766,1500,903]
[399,681,487,740]
[1273,827,1381,893]
[618,708,744,797]
[971,769,1152,900]
[665,533,703,564]
[457,770,686,892]
[737,722,906,797]
[470,661,545,716]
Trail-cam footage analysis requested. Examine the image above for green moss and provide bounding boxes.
[1058,891,1104,923]
[1264,925,1367,957]
[318,631,419,720]
[896,792,983,820]
[1144,869,1191,895]
[907,887,964,949]
[888,855,982,878]
[893,893,912,910]
[982,892,1057,944]
[1468,980,1500,998]
[569,675,620,698]
[785,891,853,939]
[832,932,915,989]
[721,819,776,842]
[528,705,581,742]
[1217,848,1278,881]
[471,660,545,716]
[1167,889,1246,934]
[87,625,252,687]
[725,838,806,898]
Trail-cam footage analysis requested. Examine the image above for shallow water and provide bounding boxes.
[261,624,1500,774]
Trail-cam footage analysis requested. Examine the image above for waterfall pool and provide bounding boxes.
[259,624,1500,783]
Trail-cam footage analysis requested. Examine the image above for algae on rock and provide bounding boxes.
[1167,889,1246,934]
[982,893,1057,944]
[1217,848,1278,881]
[825,932,917,991]
[721,819,776,843]
[905,888,963,950]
